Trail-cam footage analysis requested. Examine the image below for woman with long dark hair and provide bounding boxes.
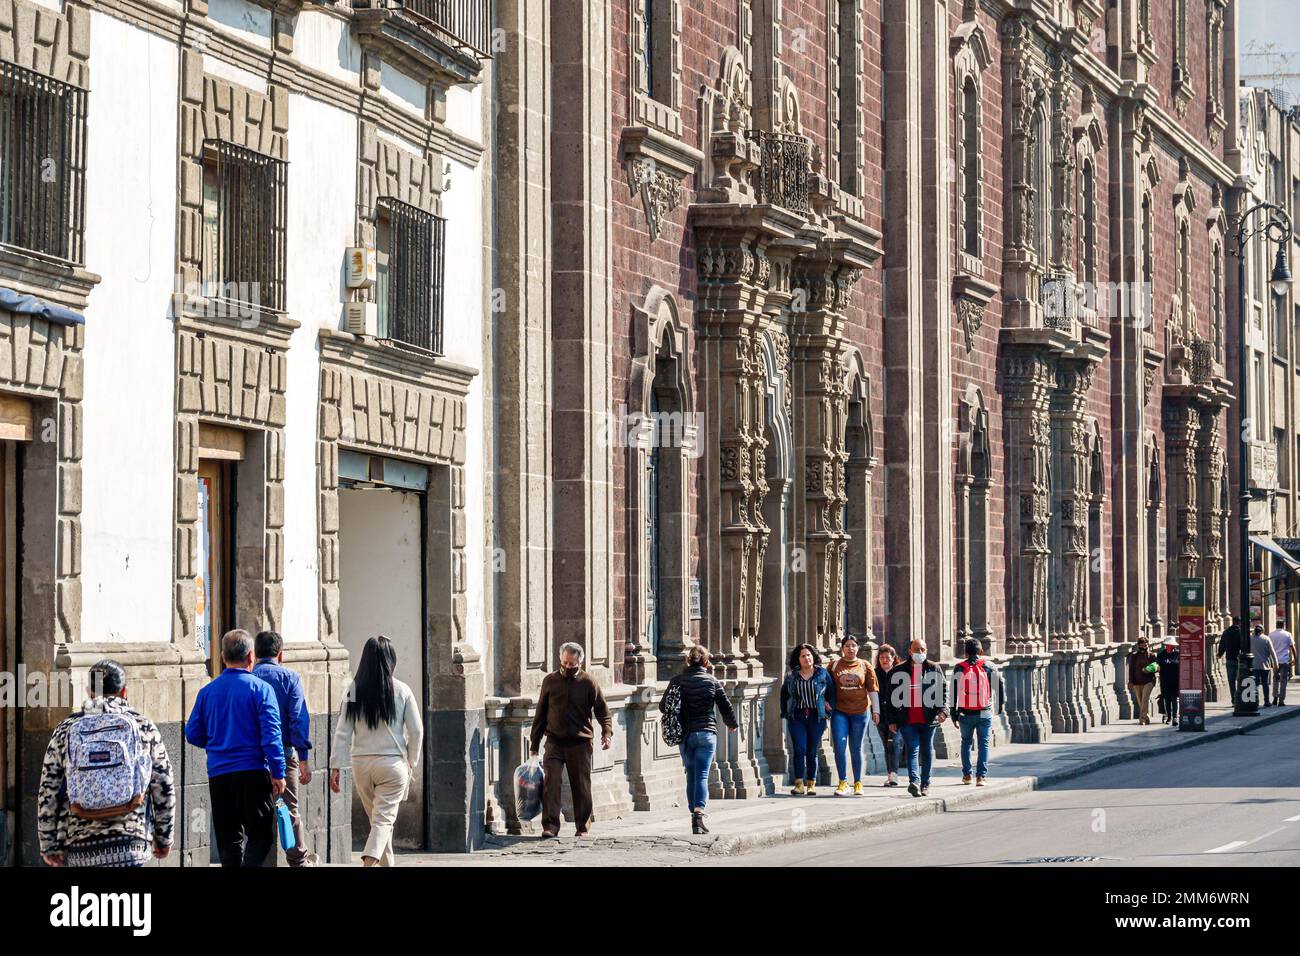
[779,643,835,796]
[659,644,738,833]
[329,636,423,866]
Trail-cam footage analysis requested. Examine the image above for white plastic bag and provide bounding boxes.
[514,756,544,822]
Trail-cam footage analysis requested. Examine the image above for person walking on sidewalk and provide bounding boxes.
[185,630,286,867]
[1268,623,1294,706]
[1217,617,1244,705]
[874,644,901,787]
[37,660,175,868]
[1250,625,1280,707]
[780,643,836,796]
[1156,634,1180,725]
[660,644,737,834]
[884,640,948,797]
[329,636,423,867]
[529,642,613,838]
[950,639,1002,786]
[1128,637,1157,725]
[828,635,879,796]
[252,630,315,866]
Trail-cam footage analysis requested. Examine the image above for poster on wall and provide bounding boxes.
[196,477,210,656]
[1177,577,1206,732]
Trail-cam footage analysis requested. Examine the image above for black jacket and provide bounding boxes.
[882,659,949,727]
[874,664,898,727]
[1156,648,1180,693]
[661,665,738,735]
[1217,625,1242,660]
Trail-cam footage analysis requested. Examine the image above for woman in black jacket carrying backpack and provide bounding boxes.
[660,644,738,834]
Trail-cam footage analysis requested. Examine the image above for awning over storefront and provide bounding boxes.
[1250,534,1300,575]
[0,287,84,326]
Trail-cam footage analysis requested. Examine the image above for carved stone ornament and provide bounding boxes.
[957,298,984,352]
[627,156,682,242]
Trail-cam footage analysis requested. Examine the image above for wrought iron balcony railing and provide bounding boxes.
[0,61,87,264]
[356,0,494,57]
[750,130,811,214]
[1189,338,1218,385]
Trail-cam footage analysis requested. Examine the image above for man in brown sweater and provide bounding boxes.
[528,642,613,837]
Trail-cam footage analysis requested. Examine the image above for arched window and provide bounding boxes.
[1145,442,1163,637]
[961,77,981,257]
[1141,193,1154,325]
[956,387,991,651]
[1212,242,1225,361]
[1178,220,1192,336]
[1032,107,1051,269]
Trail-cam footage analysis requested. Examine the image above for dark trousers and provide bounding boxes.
[209,769,275,868]
[1277,667,1291,704]
[879,725,900,775]
[281,751,307,866]
[1160,687,1179,722]
[542,739,593,835]
[1254,669,1272,705]
[1225,659,1239,704]
[900,722,936,786]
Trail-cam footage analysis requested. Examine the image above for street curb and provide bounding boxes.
[702,706,1300,857]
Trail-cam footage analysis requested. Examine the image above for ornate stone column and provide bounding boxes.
[1000,345,1055,741]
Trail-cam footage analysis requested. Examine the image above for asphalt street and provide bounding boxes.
[706,719,1300,867]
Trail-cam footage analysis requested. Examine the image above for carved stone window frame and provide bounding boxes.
[956,383,991,651]
[1172,158,1197,344]
[1073,103,1104,317]
[629,0,684,138]
[952,20,992,276]
[1207,189,1228,365]
[1205,0,1227,144]
[1172,0,1194,119]
[830,0,866,204]
[625,286,695,685]
[840,346,876,645]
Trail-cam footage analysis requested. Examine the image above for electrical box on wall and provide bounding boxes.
[346,247,377,289]
[344,300,377,337]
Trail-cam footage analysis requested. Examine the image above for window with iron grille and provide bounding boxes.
[375,196,445,355]
[0,61,87,263]
[201,140,287,312]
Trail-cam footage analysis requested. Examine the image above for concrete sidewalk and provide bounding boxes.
[368,697,1300,866]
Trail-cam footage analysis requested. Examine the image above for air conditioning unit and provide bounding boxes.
[345,247,377,289]
[344,301,378,337]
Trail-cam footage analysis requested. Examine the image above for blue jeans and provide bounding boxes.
[678,731,717,811]
[959,714,992,778]
[830,711,868,782]
[899,722,935,787]
[787,709,826,782]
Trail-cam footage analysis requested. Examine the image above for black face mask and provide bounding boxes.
[561,665,580,677]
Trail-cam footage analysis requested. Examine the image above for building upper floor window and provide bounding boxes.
[0,60,87,264]
[375,196,446,355]
[959,77,981,258]
[201,140,286,312]
[1081,159,1097,286]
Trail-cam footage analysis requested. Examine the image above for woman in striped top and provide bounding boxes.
[779,643,836,796]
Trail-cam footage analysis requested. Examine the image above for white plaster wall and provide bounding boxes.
[79,15,178,643]
[441,155,485,655]
[378,61,427,117]
[444,84,481,144]
[205,0,273,50]
[280,93,358,643]
[292,9,362,84]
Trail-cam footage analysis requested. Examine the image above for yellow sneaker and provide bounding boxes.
[853,781,864,796]
[835,780,850,796]
[791,779,806,795]
[806,781,817,797]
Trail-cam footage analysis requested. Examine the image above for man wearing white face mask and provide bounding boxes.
[883,640,949,797]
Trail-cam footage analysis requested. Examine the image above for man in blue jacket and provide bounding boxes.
[185,629,286,867]
[253,630,314,866]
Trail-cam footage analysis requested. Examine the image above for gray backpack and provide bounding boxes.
[66,712,149,819]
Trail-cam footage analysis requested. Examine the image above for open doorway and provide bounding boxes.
[337,450,428,850]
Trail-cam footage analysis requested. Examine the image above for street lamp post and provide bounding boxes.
[1232,201,1292,717]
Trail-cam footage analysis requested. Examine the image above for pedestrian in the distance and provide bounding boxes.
[253,630,315,866]
[874,644,902,786]
[780,643,835,796]
[1250,624,1280,707]
[883,639,948,797]
[185,630,286,868]
[1267,622,1294,706]
[1128,636,1157,725]
[529,642,613,838]
[1156,634,1180,725]
[1217,617,1243,704]
[660,644,737,833]
[37,660,174,868]
[329,635,424,867]
[950,638,1002,786]
[828,635,879,796]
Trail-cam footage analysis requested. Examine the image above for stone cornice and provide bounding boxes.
[0,247,101,312]
[54,640,208,669]
[175,297,300,348]
[1114,82,1235,185]
[619,125,703,181]
[318,327,477,396]
[352,9,484,88]
[83,0,484,168]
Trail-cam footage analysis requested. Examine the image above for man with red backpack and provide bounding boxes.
[950,638,1003,786]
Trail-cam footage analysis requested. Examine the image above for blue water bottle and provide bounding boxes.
[275,797,296,851]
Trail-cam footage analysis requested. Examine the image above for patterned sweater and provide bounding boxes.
[37,696,176,856]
